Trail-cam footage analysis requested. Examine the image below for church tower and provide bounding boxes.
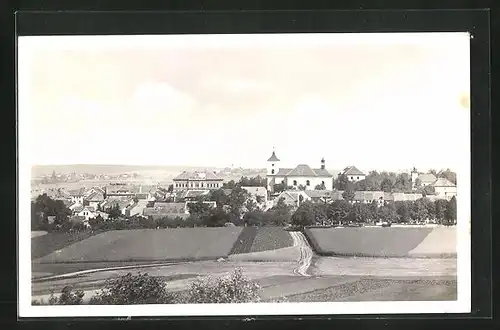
[267,149,280,176]
[267,149,280,192]
[411,167,419,190]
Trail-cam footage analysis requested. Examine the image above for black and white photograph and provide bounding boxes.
[18,32,471,317]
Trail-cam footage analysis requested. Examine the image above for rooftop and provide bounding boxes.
[343,166,366,176]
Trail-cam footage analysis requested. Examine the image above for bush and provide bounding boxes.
[89,272,176,305]
[33,286,85,305]
[187,267,261,304]
[58,286,85,304]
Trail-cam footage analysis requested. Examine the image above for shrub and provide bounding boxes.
[187,267,261,304]
[58,286,85,304]
[89,272,176,305]
[34,286,85,305]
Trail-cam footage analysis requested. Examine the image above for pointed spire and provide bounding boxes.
[267,149,280,162]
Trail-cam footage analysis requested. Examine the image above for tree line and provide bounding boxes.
[290,196,457,227]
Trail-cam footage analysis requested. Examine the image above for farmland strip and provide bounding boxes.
[229,227,258,254]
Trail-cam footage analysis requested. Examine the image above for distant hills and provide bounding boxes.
[31,164,266,178]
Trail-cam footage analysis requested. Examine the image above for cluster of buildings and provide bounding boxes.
[32,149,458,227]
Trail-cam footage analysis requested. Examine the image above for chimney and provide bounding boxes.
[321,157,325,170]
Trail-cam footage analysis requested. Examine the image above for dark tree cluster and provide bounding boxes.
[290,196,457,227]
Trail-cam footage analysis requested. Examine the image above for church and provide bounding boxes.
[266,150,334,193]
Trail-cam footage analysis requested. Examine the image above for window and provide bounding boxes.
[272,163,274,167]
[306,180,310,186]
[293,180,297,186]
[357,176,359,180]
[271,169,275,174]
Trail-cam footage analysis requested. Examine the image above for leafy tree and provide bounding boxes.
[227,186,251,219]
[353,180,367,191]
[40,286,85,305]
[88,215,104,229]
[351,202,372,223]
[380,178,393,192]
[328,200,352,225]
[410,198,429,222]
[314,182,326,190]
[57,286,85,305]
[245,199,258,213]
[89,272,176,304]
[444,196,457,224]
[204,208,230,227]
[377,205,398,223]
[244,210,267,226]
[210,189,228,209]
[434,199,448,222]
[394,173,412,192]
[267,197,292,226]
[291,201,316,227]
[342,188,355,201]
[223,180,237,189]
[239,175,267,187]
[167,184,174,193]
[414,178,422,189]
[255,195,263,204]
[298,184,306,191]
[187,200,213,219]
[429,169,438,176]
[186,267,261,304]
[395,201,412,223]
[106,204,122,220]
[334,174,350,190]
[273,182,286,193]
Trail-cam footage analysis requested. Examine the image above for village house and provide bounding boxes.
[341,166,366,182]
[84,189,106,210]
[432,178,457,199]
[266,150,334,193]
[69,187,86,204]
[173,171,224,190]
[77,206,97,220]
[273,190,311,209]
[143,202,189,220]
[181,189,211,201]
[411,169,438,188]
[241,186,268,205]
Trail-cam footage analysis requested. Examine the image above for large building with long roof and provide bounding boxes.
[173,171,224,191]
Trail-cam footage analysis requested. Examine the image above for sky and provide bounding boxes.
[18,33,470,172]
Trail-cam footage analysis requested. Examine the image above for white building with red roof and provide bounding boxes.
[266,150,334,193]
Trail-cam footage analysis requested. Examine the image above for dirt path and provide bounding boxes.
[290,231,313,277]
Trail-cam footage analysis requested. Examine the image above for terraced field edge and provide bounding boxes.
[229,227,258,254]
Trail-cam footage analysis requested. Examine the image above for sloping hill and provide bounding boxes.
[305,227,456,258]
[35,228,243,263]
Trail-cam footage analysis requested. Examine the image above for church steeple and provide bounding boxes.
[267,148,280,162]
[267,148,280,176]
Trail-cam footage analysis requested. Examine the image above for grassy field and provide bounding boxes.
[35,228,243,263]
[305,227,436,257]
[32,230,105,260]
[229,227,258,254]
[250,227,293,252]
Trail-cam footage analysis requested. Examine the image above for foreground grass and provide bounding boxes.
[285,278,457,302]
